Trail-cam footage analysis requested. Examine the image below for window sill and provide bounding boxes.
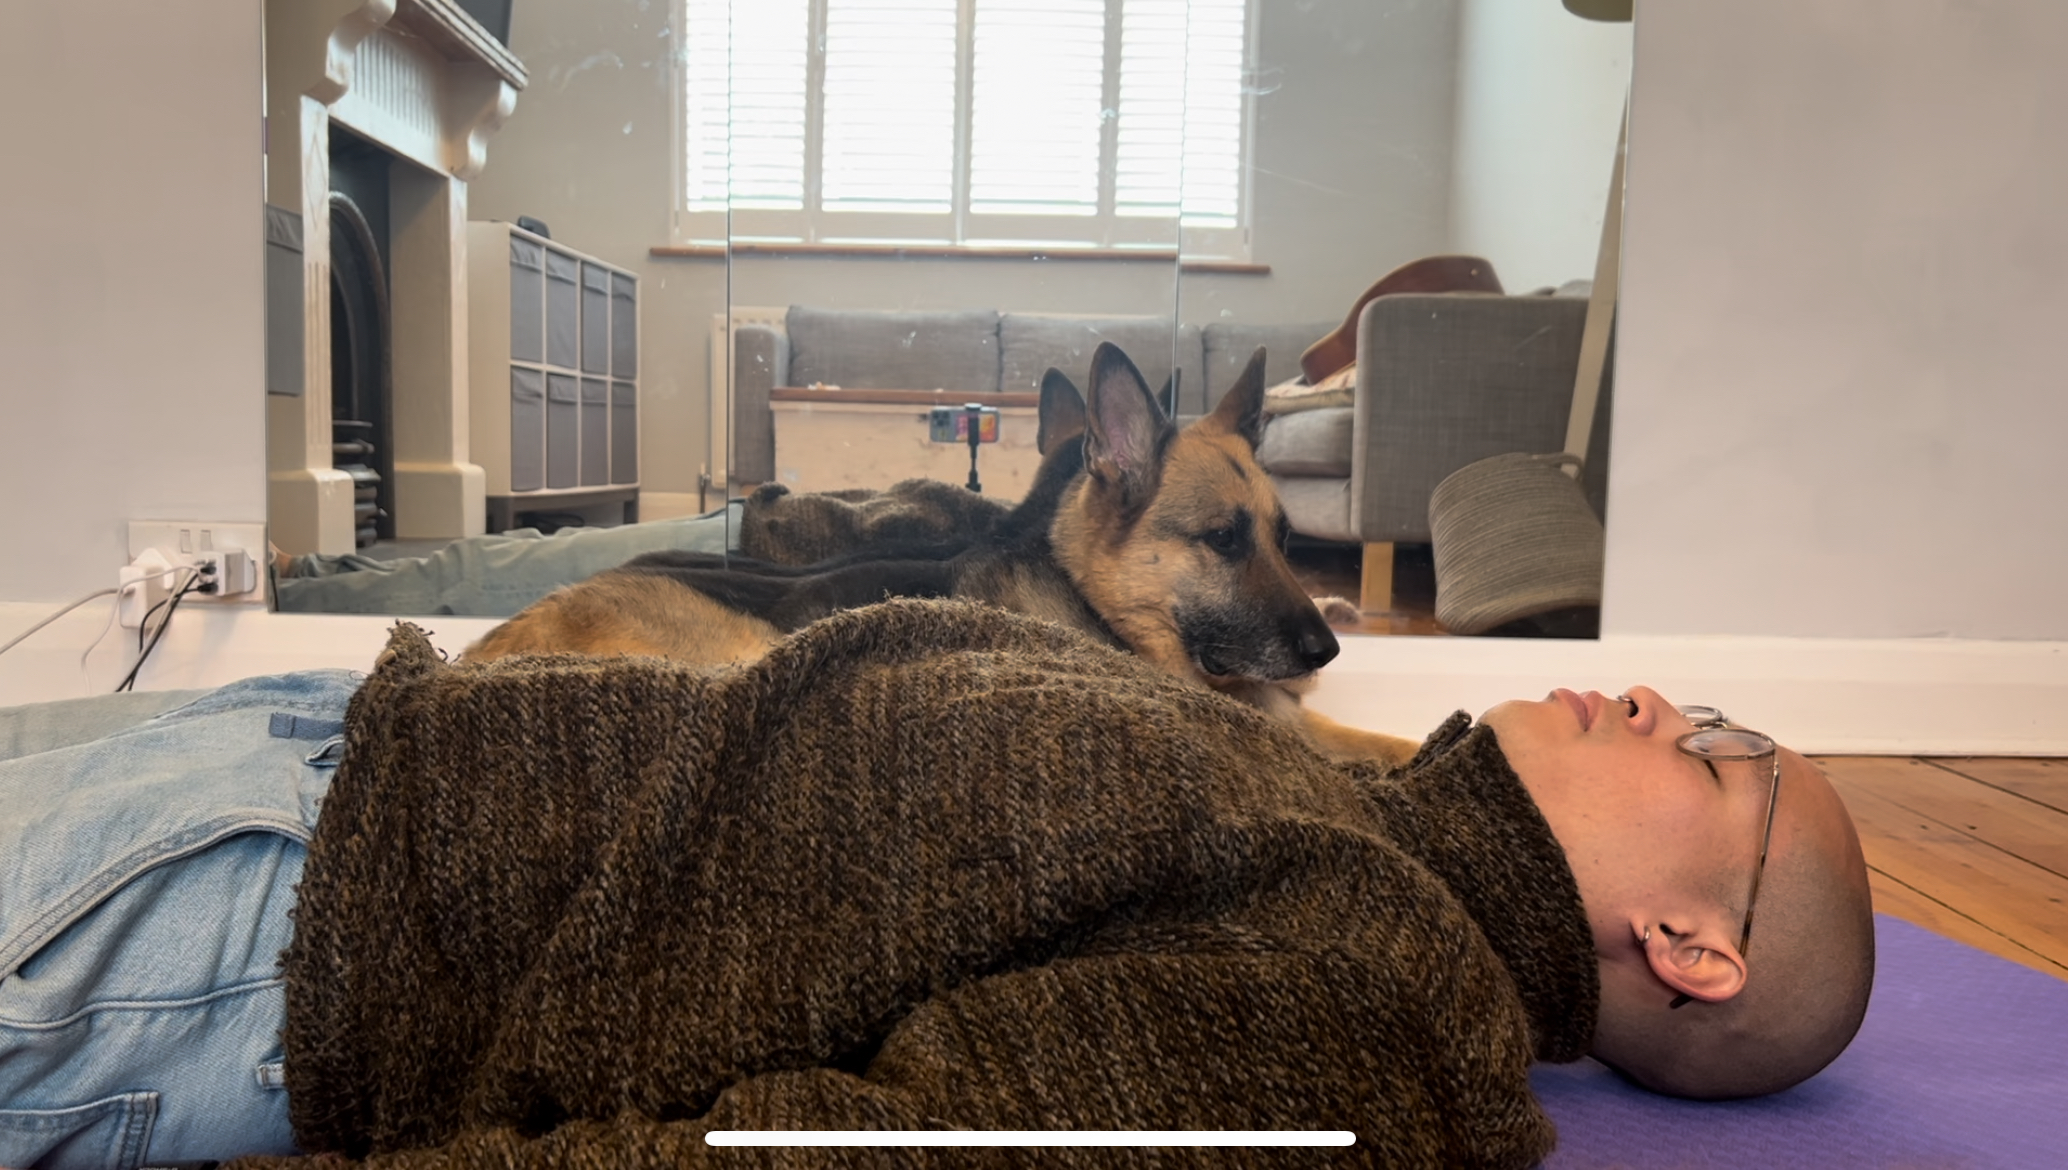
[649,242,1268,275]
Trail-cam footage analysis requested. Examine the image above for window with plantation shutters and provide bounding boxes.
[678,0,1253,259]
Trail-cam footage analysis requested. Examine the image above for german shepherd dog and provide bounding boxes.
[467,342,1418,764]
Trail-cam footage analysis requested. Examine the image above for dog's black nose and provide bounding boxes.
[1297,623,1339,671]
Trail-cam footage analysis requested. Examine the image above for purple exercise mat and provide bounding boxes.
[1532,914,2068,1168]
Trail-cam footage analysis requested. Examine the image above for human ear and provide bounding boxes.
[1642,921,1749,1005]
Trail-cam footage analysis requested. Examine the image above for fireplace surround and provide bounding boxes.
[264,0,526,554]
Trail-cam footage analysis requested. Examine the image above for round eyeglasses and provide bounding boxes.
[1621,699,1783,1010]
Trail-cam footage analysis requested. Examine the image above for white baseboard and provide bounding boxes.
[1308,633,2068,756]
[5,601,2064,755]
[639,491,714,522]
[0,603,496,707]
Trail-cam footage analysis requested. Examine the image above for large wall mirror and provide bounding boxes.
[268,0,1629,644]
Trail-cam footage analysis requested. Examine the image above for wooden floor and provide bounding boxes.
[1818,755,2068,982]
[1289,542,1448,636]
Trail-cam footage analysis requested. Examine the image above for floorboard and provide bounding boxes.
[1818,755,2068,982]
[1928,757,2068,815]
[1864,868,2067,979]
[1820,757,2068,880]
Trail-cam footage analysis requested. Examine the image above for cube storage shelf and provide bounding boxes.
[468,221,639,531]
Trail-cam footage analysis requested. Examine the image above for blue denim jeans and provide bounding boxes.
[272,503,740,616]
[0,670,360,1169]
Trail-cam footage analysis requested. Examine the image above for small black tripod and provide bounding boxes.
[964,402,984,493]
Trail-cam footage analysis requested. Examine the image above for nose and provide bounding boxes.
[1295,621,1339,671]
[1620,686,1668,735]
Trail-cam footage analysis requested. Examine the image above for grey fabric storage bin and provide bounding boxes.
[1257,407,1354,478]
[1201,321,1330,407]
[786,306,1001,392]
[610,273,637,377]
[581,263,609,375]
[546,373,579,489]
[509,237,543,363]
[611,381,638,484]
[580,378,609,485]
[545,251,579,369]
[509,367,545,492]
[998,315,1202,411]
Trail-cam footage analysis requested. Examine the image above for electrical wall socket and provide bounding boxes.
[126,521,269,603]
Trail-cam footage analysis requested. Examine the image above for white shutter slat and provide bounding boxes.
[968,0,1107,217]
[1179,0,1246,227]
[1115,0,1245,227]
[685,0,809,212]
[821,0,958,213]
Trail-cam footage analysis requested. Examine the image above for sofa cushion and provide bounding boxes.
[1257,406,1355,478]
[1263,365,1356,416]
[1202,321,1331,409]
[786,306,1002,392]
[998,314,1203,412]
[1270,475,1357,544]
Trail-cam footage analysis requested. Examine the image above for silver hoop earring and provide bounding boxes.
[1642,928,1652,944]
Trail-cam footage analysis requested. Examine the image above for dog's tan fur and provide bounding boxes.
[471,573,779,667]
[468,345,1418,765]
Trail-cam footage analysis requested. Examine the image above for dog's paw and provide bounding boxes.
[1313,595,1362,626]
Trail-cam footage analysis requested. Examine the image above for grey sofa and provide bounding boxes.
[733,307,1201,487]
[731,295,1610,611]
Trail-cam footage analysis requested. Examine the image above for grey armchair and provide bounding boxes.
[1253,291,1612,612]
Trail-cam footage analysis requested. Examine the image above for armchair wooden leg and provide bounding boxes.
[1359,542,1395,614]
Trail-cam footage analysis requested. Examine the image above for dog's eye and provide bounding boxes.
[1203,525,1242,554]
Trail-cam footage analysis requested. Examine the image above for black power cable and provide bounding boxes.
[116,571,208,693]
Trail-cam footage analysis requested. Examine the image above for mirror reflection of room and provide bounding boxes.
[266,0,1630,645]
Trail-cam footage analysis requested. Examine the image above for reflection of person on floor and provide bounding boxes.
[269,505,739,616]
[268,480,1001,617]
[0,605,1873,1169]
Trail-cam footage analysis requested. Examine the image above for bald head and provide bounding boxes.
[1591,750,1874,1098]
[1482,690,1877,1100]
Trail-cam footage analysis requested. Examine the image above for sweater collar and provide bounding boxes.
[1360,714,1600,1063]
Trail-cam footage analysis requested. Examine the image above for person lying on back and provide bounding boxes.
[0,602,1872,1169]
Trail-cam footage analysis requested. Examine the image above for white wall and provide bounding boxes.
[0,1,267,604]
[3,0,2067,754]
[1449,0,1632,292]
[1605,0,2068,641]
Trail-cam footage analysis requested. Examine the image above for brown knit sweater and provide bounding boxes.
[248,602,1595,1168]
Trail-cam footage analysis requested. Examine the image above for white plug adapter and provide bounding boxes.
[191,548,258,597]
[118,549,177,629]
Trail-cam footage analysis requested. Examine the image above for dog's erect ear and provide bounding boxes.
[1083,342,1174,513]
[1037,368,1088,457]
[1206,346,1269,449]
